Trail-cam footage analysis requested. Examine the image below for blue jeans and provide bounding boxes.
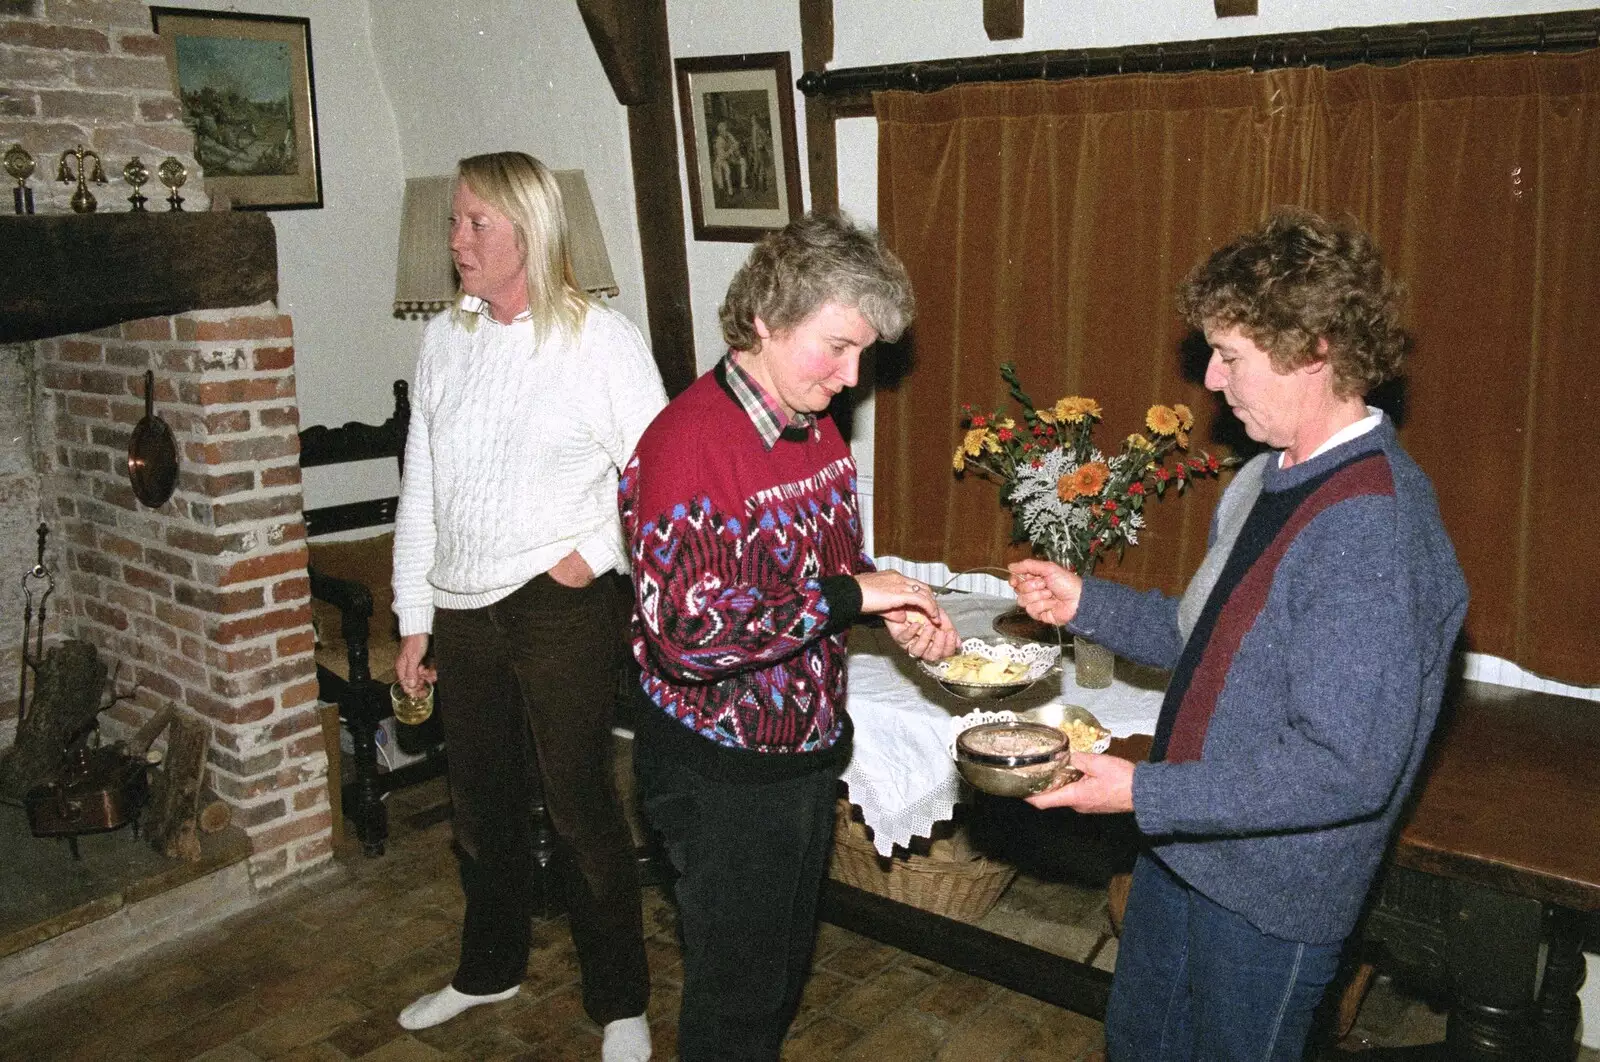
[1106,854,1343,1062]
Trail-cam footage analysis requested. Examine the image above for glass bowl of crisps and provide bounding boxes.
[919,636,1062,700]
[955,720,1072,797]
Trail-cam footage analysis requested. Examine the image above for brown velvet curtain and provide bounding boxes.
[873,50,1600,687]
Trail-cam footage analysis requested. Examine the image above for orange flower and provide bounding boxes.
[1146,405,1181,436]
[1057,461,1111,502]
[1173,404,1195,431]
[1054,396,1103,424]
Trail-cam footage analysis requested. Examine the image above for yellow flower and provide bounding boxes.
[1173,404,1195,431]
[952,447,966,472]
[962,427,989,456]
[1126,433,1152,451]
[1054,396,1102,424]
[996,416,1015,430]
[1036,408,1056,425]
[1146,405,1181,436]
[1057,461,1111,502]
[1177,428,1190,448]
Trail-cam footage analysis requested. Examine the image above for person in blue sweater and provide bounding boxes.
[1009,209,1468,1062]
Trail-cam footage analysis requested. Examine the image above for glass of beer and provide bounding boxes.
[390,680,434,725]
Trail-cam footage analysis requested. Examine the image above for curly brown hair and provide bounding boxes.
[1177,209,1408,399]
[719,212,914,353]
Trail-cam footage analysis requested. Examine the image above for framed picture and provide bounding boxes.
[674,52,804,242]
[150,7,324,210]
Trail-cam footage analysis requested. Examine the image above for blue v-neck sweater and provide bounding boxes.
[1070,417,1467,943]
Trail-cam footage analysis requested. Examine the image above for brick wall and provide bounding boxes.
[36,306,329,887]
[1,0,206,215]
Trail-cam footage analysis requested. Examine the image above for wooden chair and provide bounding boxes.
[300,381,447,856]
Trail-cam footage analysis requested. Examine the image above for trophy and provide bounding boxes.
[157,157,187,211]
[123,157,151,212]
[57,144,108,213]
[6,144,36,215]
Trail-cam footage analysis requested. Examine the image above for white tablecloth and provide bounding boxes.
[841,593,1167,855]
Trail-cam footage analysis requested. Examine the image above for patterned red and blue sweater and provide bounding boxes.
[619,359,870,781]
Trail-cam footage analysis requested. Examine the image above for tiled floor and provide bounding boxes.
[0,776,1592,1061]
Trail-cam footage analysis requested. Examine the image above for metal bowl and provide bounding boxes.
[919,636,1062,701]
[955,720,1074,797]
[1020,703,1113,754]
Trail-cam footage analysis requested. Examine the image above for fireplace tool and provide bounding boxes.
[17,522,53,724]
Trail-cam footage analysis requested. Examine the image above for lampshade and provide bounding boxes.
[393,168,620,319]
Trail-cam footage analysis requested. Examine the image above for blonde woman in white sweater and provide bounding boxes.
[391,152,665,1061]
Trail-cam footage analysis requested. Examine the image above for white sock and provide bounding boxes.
[397,983,520,1030]
[601,1013,652,1062]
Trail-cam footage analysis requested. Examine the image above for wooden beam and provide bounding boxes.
[619,0,696,396]
[799,0,838,215]
[575,0,650,105]
[804,99,840,216]
[984,0,1024,41]
[573,1,695,395]
[1214,0,1258,17]
[0,214,277,344]
[799,0,833,71]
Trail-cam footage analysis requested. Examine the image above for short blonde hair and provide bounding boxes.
[454,152,589,344]
[719,212,914,353]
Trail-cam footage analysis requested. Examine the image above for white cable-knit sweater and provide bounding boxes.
[391,298,668,636]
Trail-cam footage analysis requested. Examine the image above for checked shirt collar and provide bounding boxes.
[718,352,819,450]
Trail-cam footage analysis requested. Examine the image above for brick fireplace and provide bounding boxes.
[31,307,331,886]
[1,0,331,889]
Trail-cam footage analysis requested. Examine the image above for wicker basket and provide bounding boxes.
[829,800,1016,923]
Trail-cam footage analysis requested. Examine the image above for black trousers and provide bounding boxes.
[633,728,840,1062]
[431,573,648,1024]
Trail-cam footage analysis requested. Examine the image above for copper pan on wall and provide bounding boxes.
[127,369,177,508]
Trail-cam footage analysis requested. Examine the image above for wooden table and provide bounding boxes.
[1359,681,1600,1061]
[824,679,1599,1061]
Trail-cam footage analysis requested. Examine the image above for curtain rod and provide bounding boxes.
[796,9,1600,104]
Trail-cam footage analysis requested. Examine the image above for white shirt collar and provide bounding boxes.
[1282,406,1383,468]
[458,294,533,323]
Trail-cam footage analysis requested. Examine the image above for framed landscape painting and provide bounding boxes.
[674,52,804,242]
[150,7,324,210]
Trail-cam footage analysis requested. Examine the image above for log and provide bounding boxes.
[127,705,175,759]
[143,714,210,861]
[198,794,231,834]
[0,640,107,800]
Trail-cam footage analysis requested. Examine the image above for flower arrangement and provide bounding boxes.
[952,363,1227,575]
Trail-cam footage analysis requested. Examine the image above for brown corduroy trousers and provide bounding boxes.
[430,572,648,1023]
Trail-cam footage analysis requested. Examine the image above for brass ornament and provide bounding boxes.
[122,156,151,212]
[157,157,187,212]
[4,144,34,215]
[57,144,108,214]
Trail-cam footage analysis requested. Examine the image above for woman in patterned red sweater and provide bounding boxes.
[620,213,958,1061]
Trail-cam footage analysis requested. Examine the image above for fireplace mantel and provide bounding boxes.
[0,213,278,343]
